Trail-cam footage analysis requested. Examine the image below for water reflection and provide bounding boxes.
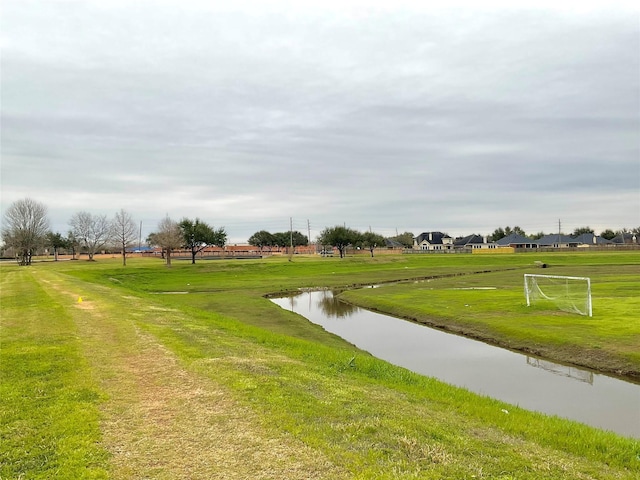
[526,357,594,384]
[316,290,359,318]
[281,290,358,318]
[271,290,640,438]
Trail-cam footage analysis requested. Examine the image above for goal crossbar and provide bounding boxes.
[524,274,592,317]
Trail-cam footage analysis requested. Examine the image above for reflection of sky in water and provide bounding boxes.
[273,291,640,439]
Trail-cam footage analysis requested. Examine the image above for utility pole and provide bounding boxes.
[289,217,293,261]
[558,219,561,247]
[307,219,311,246]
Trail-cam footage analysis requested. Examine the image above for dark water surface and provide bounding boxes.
[271,290,640,438]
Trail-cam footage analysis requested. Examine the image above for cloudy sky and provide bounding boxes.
[2,0,639,243]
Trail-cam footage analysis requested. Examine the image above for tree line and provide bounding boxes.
[488,225,640,242]
[1,198,392,266]
[1,198,226,266]
[246,226,389,258]
[247,230,309,250]
[316,226,386,258]
[146,217,226,266]
[3,198,638,266]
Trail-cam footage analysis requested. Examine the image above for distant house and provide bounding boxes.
[611,232,638,245]
[408,230,634,253]
[534,234,576,248]
[414,232,454,251]
[384,238,406,249]
[453,234,496,250]
[495,233,537,249]
[534,233,618,248]
[571,233,613,247]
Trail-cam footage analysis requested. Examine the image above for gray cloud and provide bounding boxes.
[2,1,638,242]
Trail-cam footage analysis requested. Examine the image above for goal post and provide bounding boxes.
[524,274,592,317]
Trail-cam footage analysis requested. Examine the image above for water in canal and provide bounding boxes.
[271,290,640,438]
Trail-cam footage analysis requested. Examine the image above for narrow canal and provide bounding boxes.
[271,290,640,439]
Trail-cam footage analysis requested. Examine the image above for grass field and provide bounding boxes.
[1,251,639,479]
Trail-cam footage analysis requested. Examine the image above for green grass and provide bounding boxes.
[2,251,640,478]
[0,268,108,479]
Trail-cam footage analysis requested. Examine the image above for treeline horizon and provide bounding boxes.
[2,197,638,265]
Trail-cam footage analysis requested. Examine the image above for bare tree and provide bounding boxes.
[149,216,183,267]
[1,198,50,265]
[111,209,137,266]
[69,211,111,261]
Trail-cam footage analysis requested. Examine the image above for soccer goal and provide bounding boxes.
[524,274,592,317]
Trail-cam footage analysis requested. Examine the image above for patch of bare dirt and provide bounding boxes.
[101,330,342,480]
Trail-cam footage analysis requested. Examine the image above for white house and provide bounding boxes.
[414,232,454,251]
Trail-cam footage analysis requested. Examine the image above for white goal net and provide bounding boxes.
[524,274,592,317]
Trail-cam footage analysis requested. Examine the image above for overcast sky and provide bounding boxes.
[2,0,639,243]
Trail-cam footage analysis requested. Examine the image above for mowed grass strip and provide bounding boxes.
[0,267,108,479]
[19,255,640,478]
[28,267,347,480]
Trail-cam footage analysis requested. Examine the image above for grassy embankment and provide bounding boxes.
[1,252,639,479]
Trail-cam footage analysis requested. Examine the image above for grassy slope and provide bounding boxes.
[2,253,640,478]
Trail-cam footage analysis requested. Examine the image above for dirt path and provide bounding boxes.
[36,271,345,479]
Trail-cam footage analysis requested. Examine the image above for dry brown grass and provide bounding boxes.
[38,271,347,480]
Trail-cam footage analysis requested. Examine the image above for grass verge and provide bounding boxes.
[0,268,108,479]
